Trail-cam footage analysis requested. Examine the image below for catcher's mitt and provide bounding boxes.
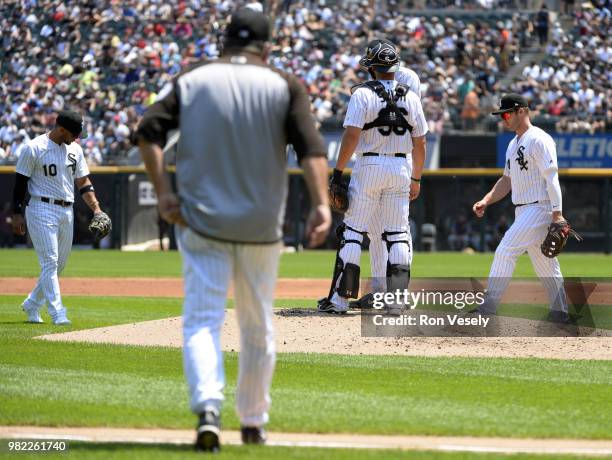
[541,220,582,258]
[89,211,112,242]
[329,169,349,213]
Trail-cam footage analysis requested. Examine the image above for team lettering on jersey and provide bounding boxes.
[516,145,528,171]
[67,152,77,175]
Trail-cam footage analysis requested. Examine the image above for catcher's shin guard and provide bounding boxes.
[387,264,411,294]
[382,230,411,294]
[338,263,360,298]
[324,224,365,300]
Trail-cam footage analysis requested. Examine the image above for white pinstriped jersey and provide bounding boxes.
[16,134,89,202]
[344,80,428,155]
[395,66,421,98]
[503,126,561,210]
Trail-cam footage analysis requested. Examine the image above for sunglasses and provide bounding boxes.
[500,108,521,120]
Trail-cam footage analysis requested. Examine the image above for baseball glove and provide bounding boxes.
[541,220,582,258]
[329,169,349,213]
[89,211,112,242]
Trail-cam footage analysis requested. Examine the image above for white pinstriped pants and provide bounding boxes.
[331,156,411,306]
[177,227,281,427]
[482,202,568,314]
[351,159,414,293]
[24,199,73,319]
[368,214,413,293]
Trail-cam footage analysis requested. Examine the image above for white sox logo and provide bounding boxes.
[67,152,77,175]
[366,43,398,65]
[377,47,396,64]
[516,145,528,171]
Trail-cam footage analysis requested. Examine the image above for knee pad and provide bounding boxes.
[386,264,411,293]
[382,230,411,252]
[338,263,360,298]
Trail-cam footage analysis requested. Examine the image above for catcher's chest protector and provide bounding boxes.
[353,81,414,135]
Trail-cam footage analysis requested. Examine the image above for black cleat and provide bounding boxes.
[349,292,375,309]
[317,297,348,314]
[195,409,221,453]
[241,426,267,445]
[548,310,571,324]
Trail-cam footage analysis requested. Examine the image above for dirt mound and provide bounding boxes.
[38,309,612,360]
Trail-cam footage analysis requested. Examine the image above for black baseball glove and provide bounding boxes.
[329,169,349,213]
[541,220,582,258]
[89,211,112,242]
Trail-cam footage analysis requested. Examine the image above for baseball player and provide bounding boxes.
[11,110,110,325]
[137,9,330,452]
[471,93,570,322]
[318,40,428,314]
[350,38,423,309]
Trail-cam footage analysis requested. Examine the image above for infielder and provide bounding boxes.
[138,9,330,452]
[11,110,111,325]
[350,38,423,309]
[472,93,574,323]
[319,40,428,314]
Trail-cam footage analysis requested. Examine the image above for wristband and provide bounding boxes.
[332,169,343,182]
[411,177,421,183]
[80,185,95,195]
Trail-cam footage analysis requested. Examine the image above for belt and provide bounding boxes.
[514,200,539,207]
[39,197,73,207]
[363,152,407,158]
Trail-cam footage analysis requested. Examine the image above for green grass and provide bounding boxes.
[0,249,610,278]
[0,296,611,440]
[0,441,592,460]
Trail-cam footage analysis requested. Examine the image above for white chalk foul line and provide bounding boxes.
[2,429,612,457]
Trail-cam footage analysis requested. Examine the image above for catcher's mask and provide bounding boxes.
[359,39,400,73]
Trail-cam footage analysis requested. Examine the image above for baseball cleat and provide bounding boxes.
[22,302,43,324]
[52,311,71,326]
[241,426,267,445]
[383,305,404,316]
[317,297,348,314]
[349,292,375,309]
[196,409,221,453]
[547,310,571,324]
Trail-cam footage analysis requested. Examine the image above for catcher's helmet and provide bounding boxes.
[359,38,400,73]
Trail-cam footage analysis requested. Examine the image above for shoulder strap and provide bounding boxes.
[363,81,391,103]
[350,82,366,95]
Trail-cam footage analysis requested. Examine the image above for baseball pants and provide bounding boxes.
[481,201,568,314]
[351,158,414,294]
[331,156,411,307]
[368,214,413,293]
[24,199,73,319]
[177,227,281,427]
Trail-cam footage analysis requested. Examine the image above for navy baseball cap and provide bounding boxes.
[56,109,87,139]
[226,8,270,44]
[491,93,529,115]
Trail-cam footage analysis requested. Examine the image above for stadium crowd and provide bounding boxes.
[508,3,610,134]
[0,0,609,165]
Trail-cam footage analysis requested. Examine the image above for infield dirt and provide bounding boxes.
[2,277,609,360]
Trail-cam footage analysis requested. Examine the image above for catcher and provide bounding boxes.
[471,94,581,323]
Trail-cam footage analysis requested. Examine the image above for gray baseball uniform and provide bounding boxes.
[138,52,325,427]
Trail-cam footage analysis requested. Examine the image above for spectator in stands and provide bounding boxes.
[0,202,15,248]
[448,213,474,251]
[0,0,608,162]
[489,214,509,250]
[535,4,549,46]
[461,86,481,130]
